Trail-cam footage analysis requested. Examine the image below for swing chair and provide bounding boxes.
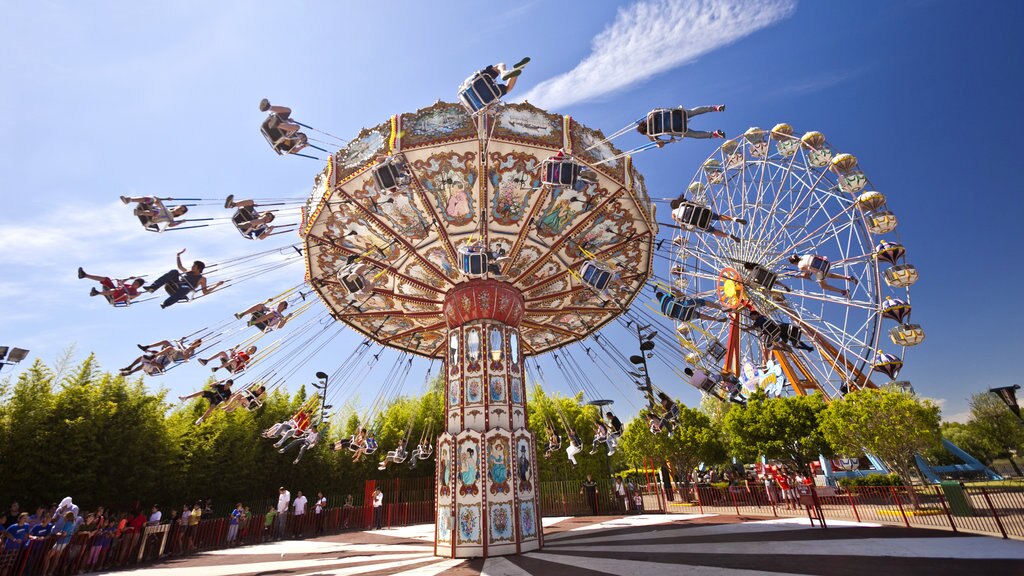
[337,261,369,296]
[458,70,504,115]
[540,153,595,189]
[261,114,309,155]
[457,241,489,277]
[372,155,411,192]
[227,382,267,412]
[643,107,687,142]
[579,259,617,292]
[134,198,183,233]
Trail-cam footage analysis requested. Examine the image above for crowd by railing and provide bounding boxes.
[0,500,436,576]
[3,480,1021,575]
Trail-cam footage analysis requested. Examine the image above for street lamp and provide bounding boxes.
[313,371,330,422]
[0,347,29,373]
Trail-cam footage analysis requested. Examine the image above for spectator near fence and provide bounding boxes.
[372,489,384,530]
[342,495,353,529]
[581,475,599,515]
[613,478,629,513]
[314,492,327,535]
[292,491,307,538]
[276,487,290,539]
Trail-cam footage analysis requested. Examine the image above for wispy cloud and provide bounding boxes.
[767,67,868,98]
[518,0,797,110]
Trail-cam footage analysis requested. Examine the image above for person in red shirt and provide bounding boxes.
[199,345,257,374]
[78,268,145,306]
[128,509,147,532]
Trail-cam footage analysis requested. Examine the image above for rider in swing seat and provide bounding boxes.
[637,105,727,147]
[78,268,145,306]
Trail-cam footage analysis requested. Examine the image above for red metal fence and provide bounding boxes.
[668,483,1024,539]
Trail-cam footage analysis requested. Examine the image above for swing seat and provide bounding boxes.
[779,323,803,346]
[364,439,379,455]
[458,245,489,276]
[135,198,174,233]
[746,264,778,290]
[758,318,783,343]
[580,260,615,291]
[338,265,367,295]
[674,203,714,230]
[239,387,264,411]
[232,206,266,239]
[390,450,408,464]
[646,108,686,138]
[663,299,697,322]
[706,339,726,361]
[805,255,831,277]
[458,72,503,114]
[418,447,434,460]
[541,158,582,188]
[372,158,408,192]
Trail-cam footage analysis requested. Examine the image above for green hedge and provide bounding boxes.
[837,473,903,487]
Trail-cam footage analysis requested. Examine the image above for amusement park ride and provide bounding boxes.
[90,60,932,558]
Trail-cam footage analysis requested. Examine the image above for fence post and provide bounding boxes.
[846,488,861,523]
[979,488,1008,539]
[889,486,910,528]
[932,486,957,533]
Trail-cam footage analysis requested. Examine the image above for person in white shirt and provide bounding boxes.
[292,491,307,538]
[276,487,290,538]
[147,505,162,525]
[372,489,384,530]
[314,492,327,535]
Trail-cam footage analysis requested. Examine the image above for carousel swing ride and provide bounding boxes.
[82,60,921,559]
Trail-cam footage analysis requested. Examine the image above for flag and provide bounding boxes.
[990,385,1022,419]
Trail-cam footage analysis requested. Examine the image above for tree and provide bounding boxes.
[964,392,1024,463]
[620,403,725,498]
[820,387,942,502]
[722,390,831,474]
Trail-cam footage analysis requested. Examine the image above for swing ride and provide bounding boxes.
[75,57,923,562]
[300,94,656,557]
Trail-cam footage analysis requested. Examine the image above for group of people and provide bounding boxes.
[0,497,189,574]
[545,411,624,467]
[79,249,222,310]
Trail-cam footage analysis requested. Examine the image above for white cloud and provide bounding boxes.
[518,0,797,110]
[767,67,867,98]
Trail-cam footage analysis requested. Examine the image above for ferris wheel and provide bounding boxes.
[666,124,922,399]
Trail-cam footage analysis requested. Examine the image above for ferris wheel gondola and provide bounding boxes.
[667,126,922,399]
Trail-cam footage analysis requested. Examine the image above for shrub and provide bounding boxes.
[837,473,903,487]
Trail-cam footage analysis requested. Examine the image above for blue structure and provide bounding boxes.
[915,439,1002,483]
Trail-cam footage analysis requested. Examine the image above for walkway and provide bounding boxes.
[102,514,1024,575]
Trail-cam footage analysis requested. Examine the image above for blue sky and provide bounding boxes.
[1,0,1021,423]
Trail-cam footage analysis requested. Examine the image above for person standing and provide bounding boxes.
[581,475,599,515]
[613,478,629,513]
[227,503,243,544]
[314,492,327,535]
[371,489,384,530]
[341,495,353,529]
[147,504,162,526]
[292,491,307,538]
[276,487,290,539]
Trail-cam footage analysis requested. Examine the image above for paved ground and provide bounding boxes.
[103,514,1024,575]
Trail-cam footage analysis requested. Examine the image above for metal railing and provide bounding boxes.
[666,483,1024,539]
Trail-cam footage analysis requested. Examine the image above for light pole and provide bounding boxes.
[0,347,30,373]
[312,371,332,423]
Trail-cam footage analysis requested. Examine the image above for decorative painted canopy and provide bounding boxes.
[302,101,656,358]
